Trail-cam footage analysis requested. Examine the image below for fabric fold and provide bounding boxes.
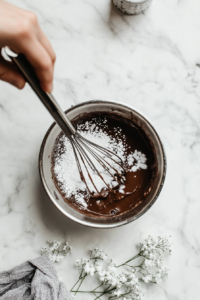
[0,256,72,300]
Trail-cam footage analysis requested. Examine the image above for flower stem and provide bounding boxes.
[117,253,141,267]
[71,290,102,293]
[93,283,103,291]
[71,289,114,294]
[94,286,115,300]
[74,275,86,295]
[70,278,80,292]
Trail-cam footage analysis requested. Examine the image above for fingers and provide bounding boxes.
[37,29,56,65]
[0,2,56,93]
[0,54,25,89]
[19,39,54,93]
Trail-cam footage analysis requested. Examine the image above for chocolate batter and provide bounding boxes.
[52,112,157,218]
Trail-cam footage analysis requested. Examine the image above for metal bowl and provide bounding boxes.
[39,100,166,229]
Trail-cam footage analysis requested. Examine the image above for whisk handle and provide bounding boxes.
[3,47,76,138]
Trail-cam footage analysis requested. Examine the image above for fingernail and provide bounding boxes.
[10,81,24,89]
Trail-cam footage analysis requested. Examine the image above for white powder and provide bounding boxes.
[127,150,148,172]
[53,119,148,210]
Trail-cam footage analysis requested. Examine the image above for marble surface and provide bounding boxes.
[0,0,200,299]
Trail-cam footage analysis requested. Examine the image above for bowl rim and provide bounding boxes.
[39,99,167,228]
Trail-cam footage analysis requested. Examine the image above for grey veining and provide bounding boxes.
[0,0,200,299]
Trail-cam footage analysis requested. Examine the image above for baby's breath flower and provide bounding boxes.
[107,260,117,273]
[72,235,172,299]
[157,236,172,254]
[76,258,88,269]
[40,246,49,256]
[41,240,71,263]
[113,289,122,297]
[90,247,107,261]
[142,274,152,283]
[95,260,103,272]
[84,262,95,276]
[139,236,172,285]
[119,273,127,283]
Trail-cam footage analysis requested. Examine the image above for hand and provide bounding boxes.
[0,0,56,92]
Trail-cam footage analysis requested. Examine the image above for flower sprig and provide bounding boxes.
[71,236,172,300]
[41,240,72,263]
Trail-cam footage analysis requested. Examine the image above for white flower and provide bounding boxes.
[157,236,172,254]
[99,252,107,261]
[155,257,164,267]
[63,242,72,255]
[118,273,127,284]
[113,290,122,297]
[48,240,61,251]
[41,246,49,256]
[98,269,119,287]
[41,240,72,263]
[154,273,162,283]
[76,258,88,270]
[107,260,117,273]
[143,259,155,269]
[71,235,171,300]
[140,236,172,262]
[149,253,156,260]
[84,262,95,276]
[109,275,118,287]
[90,248,107,261]
[142,275,152,283]
[95,261,103,272]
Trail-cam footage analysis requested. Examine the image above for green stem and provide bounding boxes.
[70,278,80,292]
[124,262,143,268]
[71,289,112,294]
[70,265,87,292]
[71,251,144,296]
[125,264,137,268]
[74,275,86,295]
[109,291,131,300]
[71,290,100,293]
[117,253,142,268]
[94,286,115,300]
[117,291,131,299]
[93,283,103,291]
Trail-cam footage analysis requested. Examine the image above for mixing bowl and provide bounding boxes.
[39,100,166,228]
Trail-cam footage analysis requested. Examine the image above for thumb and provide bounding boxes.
[0,54,25,89]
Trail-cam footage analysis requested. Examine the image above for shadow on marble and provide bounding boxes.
[108,0,146,30]
[35,175,89,235]
[34,173,132,244]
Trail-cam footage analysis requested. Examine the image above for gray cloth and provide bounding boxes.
[0,256,72,300]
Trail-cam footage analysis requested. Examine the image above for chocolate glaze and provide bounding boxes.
[52,112,158,218]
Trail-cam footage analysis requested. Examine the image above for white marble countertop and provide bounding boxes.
[1,0,200,299]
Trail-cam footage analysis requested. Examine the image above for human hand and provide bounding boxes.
[0,0,56,92]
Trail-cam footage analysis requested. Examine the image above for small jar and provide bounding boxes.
[113,0,153,15]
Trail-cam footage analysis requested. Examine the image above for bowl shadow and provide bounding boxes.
[108,0,146,31]
[34,171,133,247]
[35,173,88,235]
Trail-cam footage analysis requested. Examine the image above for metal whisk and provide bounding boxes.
[4,47,126,198]
[70,132,126,197]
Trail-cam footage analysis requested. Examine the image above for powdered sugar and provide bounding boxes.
[53,118,148,210]
[127,150,148,172]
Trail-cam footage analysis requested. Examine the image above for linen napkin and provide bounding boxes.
[0,256,72,300]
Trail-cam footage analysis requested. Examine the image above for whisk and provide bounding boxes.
[3,47,126,198]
